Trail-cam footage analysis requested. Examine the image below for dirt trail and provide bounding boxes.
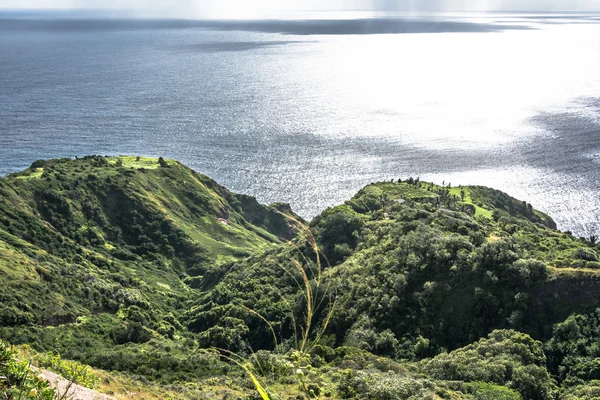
[39,369,115,400]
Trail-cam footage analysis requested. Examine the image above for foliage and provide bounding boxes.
[0,156,299,384]
[310,205,365,263]
[2,159,600,399]
[0,340,56,400]
[465,382,522,400]
[336,369,439,399]
[421,330,556,399]
[545,308,600,386]
[559,380,600,399]
[33,351,99,390]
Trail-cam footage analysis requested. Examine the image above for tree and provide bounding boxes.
[590,235,597,246]
[30,159,47,169]
[311,206,365,264]
[158,157,168,167]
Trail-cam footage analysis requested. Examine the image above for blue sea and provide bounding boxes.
[1,11,599,235]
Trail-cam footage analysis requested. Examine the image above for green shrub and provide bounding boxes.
[30,160,47,169]
[574,248,599,262]
[0,340,56,399]
[421,330,556,400]
[311,205,365,263]
[465,381,522,400]
[337,369,437,399]
[34,351,100,389]
[545,309,600,384]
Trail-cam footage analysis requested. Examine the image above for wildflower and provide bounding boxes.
[296,368,304,377]
[37,373,45,382]
[30,388,38,396]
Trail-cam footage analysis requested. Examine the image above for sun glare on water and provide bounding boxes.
[311,20,600,148]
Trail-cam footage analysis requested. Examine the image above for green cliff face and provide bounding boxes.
[2,161,600,399]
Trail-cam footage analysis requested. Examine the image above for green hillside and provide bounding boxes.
[2,160,600,400]
[183,178,600,399]
[0,156,301,393]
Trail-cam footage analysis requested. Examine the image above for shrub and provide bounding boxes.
[0,340,56,400]
[421,330,556,400]
[337,369,437,399]
[574,248,599,262]
[30,159,47,169]
[344,316,399,357]
[457,225,469,235]
[35,351,100,389]
[465,381,522,400]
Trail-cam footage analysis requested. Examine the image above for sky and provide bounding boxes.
[1,0,599,18]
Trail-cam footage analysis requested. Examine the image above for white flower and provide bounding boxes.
[37,373,45,382]
[29,388,38,396]
[296,368,304,377]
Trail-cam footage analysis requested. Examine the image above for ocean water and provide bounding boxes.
[0,12,599,236]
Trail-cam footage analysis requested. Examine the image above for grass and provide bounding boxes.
[11,343,243,400]
[366,182,437,201]
[359,181,494,219]
[216,216,336,400]
[448,186,493,219]
[13,167,44,180]
[548,266,600,279]
[124,160,282,260]
[106,156,162,170]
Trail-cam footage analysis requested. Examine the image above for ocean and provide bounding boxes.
[1,12,599,235]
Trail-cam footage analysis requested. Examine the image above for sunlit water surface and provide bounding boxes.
[1,12,599,235]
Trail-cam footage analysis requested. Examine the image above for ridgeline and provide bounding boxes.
[1,156,599,400]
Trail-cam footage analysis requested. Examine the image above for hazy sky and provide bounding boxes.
[1,0,599,18]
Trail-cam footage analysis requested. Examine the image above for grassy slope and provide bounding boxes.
[0,156,301,385]
[448,186,493,218]
[9,156,291,251]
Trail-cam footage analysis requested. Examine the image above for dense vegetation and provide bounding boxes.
[1,340,56,399]
[1,157,600,399]
[0,156,298,391]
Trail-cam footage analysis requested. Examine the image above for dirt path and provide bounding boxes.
[39,369,115,400]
